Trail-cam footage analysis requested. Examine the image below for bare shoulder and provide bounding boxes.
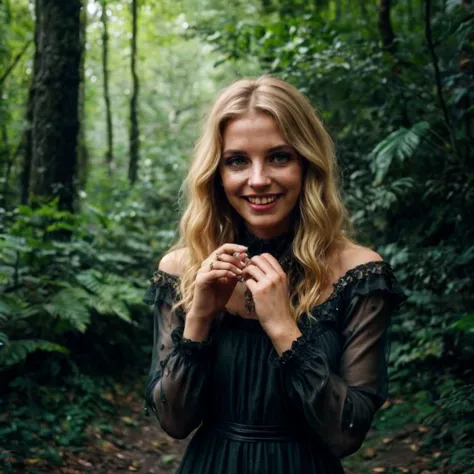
[334,244,383,280]
[158,247,188,277]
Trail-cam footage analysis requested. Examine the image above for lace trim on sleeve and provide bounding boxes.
[170,327,213,360]
[279,334,328,370]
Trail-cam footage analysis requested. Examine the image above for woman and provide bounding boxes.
[144,76,406,473]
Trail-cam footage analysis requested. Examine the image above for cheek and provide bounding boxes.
[280,168,303,193]
[220,172,242,196]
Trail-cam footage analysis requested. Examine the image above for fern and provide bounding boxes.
[369,177,416,211]
[370,122,430,186]
[76,270,142,323]
[0,338,69,369]
[44,287,91,333]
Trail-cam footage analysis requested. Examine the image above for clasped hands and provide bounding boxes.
[193,243,297,339]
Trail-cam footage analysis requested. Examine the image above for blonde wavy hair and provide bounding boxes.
[168,75,355,321]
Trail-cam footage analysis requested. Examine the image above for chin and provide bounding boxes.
[244,215,292,234]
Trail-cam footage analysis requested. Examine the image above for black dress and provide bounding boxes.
[143,232,407,474]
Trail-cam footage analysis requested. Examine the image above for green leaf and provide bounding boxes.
[0,339,69,369]
[370,122,430,186]
[44,288,91,333]
[451,313,474,334]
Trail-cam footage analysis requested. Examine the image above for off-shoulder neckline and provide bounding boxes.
[148,261,402,329]
[151,260,394,306]
[153,260,391,281]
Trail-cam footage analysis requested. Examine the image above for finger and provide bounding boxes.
[243,263,266,282]
[206,260,243,275]
[201,245,248,269]
[244,277,258,294]
[216,243,248,256]
[257,253,285,276]
[216,252,248,270]
[198,268,239,282]
[249,255,278,276]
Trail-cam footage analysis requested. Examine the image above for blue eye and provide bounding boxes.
[270,153,291,164]
[226,156,247,167]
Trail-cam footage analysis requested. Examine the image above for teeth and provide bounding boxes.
[247,196,278,205]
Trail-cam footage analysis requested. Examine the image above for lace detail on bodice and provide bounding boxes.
[313,260,399,309]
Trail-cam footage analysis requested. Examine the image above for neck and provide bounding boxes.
[245,226,288,240]
[244,214,295,240]
[238,225,294,260]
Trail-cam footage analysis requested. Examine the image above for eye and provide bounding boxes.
[270,153,292,164]
[226,156,247,167]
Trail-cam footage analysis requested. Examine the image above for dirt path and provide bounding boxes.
[30,388,455,474]
[53,391,188,474]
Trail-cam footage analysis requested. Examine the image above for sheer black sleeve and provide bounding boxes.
[279,261,406,458]
[143,270,213,439]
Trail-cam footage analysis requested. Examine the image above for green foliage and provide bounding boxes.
[0,336,68,369]
[424,381,474,473]
[0,196,165,371]
[369,122,430,186]
[0,374,117,472]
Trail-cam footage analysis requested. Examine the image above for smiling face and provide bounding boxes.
[218,110,303,239]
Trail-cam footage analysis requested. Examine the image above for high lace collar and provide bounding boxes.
[237,226,294,261]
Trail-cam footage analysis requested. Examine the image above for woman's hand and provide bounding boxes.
[189,244,248,322]
[242,253,298,339]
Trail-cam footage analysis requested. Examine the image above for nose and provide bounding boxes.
[248,163,271,188]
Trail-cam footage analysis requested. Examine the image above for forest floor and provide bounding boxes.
[19,381,456,474]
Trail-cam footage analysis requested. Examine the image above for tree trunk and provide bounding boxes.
[335,0,342,21]
[378,0,396,52]
[101,0,113,173]
[1,124,9,205]
[128,0,140,185]
[21,0,40,205]
[360,0,369,22]
[29,0,82,212]
[77,3,88,190]
[406,0,415,31]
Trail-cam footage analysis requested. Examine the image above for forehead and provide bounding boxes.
[222,111,287,150]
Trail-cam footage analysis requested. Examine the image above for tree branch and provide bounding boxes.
[424,0,459,160]
[0,40,33,86]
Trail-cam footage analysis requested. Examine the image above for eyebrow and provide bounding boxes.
[222,145,293,158]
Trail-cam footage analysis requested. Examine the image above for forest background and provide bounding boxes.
[0,0,473,473]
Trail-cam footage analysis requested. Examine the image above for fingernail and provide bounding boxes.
[236,268,242,274]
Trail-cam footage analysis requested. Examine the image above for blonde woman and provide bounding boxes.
[144,76,406,473]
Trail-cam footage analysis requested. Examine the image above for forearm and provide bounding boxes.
[152,322,213,439]
[266,319,302,356]
[183,312,213,341]
[278,338,379,458]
